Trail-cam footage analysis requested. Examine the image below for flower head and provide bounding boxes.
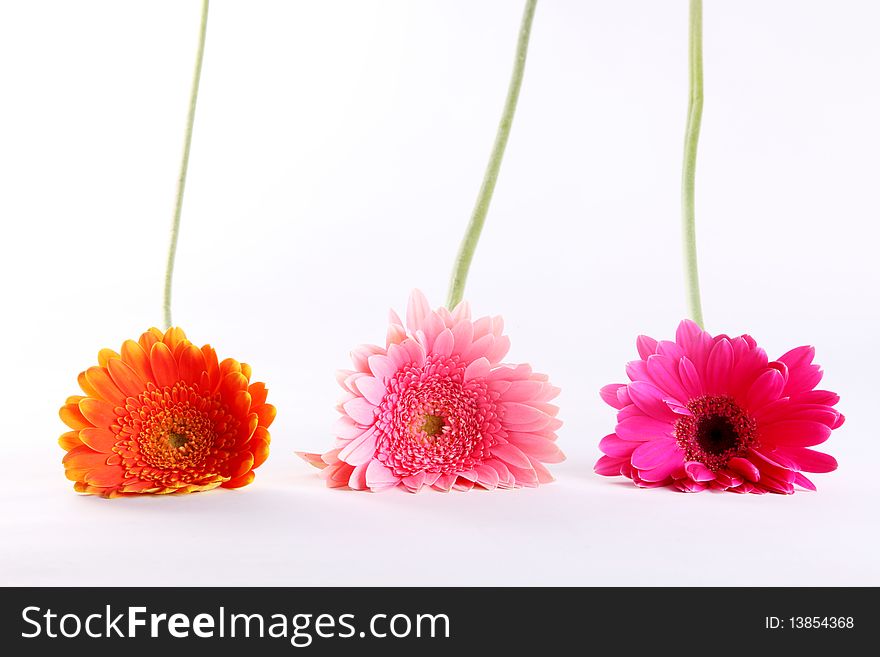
[595,320,843,493]
[299,290,564,492]
[59,327,274,497]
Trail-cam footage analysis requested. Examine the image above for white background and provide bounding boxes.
[1,0,878,586]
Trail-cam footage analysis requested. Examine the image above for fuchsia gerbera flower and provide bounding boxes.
[299,290,564,492]
[595,320,843,494]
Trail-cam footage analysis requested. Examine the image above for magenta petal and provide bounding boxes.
[728,457,760,482]
[684,461,715,482]
[631,439,680,470]
[761,420,832,447]
[636,335,658,360]
[793,472,816,491]
[598,434,639,458]
[774,446,838,473]
[628,380,678,422]
[705,338,734,394]
[615,415,674,442]
[600,383,628,410]
[746,369,785,410]
[594,455,626,476]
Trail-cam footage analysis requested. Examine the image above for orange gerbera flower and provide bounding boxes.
[59,327,274,497]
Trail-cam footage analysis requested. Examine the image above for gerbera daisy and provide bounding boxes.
[299,290,564,492]
[59,327,274,497]
[595,319,843,493]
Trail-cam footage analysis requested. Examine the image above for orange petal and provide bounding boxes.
[219,358,241,377]
[251,435,270,468]
[77,371,98,397]
[59,403,91,431]
[178,344,207,383]
[107,357,146,398]
[162,326,187,349]
[62,444,108,480]
[78,398,119,430]
[238,413,259,445]
[138,327,163,352]
[150,342,179,388]
[58,431,82,451]
[240,362,252,380]
[201,345,220,390]
[97,348,120,368]
[230,452,255,479]
[221,471,255,489]
[79,427,119,453]
[121,339,152,382]
[220,371,248,400]
[231,390,252,419]
[84,366,124,404]
[255,403,277,428]
[248,382,268,407]
[84,463,125,487]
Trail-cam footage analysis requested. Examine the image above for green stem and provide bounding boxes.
[445,0,537,309]
[163,0,209,329]
[681,0,705,328]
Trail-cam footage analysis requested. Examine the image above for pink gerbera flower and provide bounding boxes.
[595,320,843,494]
[299,290,564,492]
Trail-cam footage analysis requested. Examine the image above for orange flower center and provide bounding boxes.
[114,381,241,488]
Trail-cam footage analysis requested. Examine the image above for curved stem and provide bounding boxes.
[445,0,537,309]
[163,0,209,329]
[681,0,705,328]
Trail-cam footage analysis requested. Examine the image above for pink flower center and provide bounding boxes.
[375,354,500,477]
[674,395,758,471]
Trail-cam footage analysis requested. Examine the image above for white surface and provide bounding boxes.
[0,0,878,586]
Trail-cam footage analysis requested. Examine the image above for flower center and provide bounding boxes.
[168,432,189,449]
[374,354,499,476]
[675,395,758,471]
[419,414,446,438]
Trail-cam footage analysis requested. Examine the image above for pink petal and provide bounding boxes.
[365,460,400,491]
[474,464,500,489]
[337,427,378,465]
[367,354,397,383]
[451,320,474,356]
[491,443,532,469]
[464,357,491,382]
[354,376,386,406]
[342,397,376,426]
[504,380,546,403]
[348,462,369,490]
[507,432,565,462]
[405,289,431,332]
[432,328,454,357]
[501,402,552,431]
[401,471,427,493]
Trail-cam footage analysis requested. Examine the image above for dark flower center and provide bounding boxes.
[168,432,189,449]
[420,414,446,437]
[675,395,758,471]
[696,415,739,455]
